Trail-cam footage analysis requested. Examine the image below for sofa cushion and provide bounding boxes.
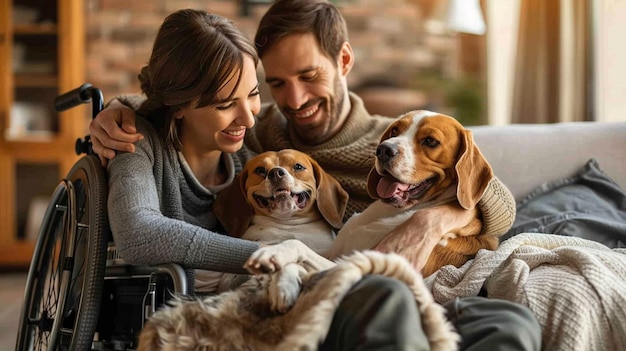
[501,159,626,248]
[470,122,626,201]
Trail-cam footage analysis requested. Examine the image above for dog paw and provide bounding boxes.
[268,263,306,313]
[244,240,302,274]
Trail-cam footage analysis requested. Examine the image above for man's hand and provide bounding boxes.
[374,208,442,272]
[374,205,479,272]
[89,99,143,167]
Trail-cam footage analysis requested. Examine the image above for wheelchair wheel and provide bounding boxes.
[16,155,109,351]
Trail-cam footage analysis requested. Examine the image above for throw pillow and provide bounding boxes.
[501,159,626,248]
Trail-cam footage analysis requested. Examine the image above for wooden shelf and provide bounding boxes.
[10,137,69,149]
[0,0,85,268]
[0,241,35,269]
[15,73,59,88]
[13,23,57,35]
[4,134,57,144]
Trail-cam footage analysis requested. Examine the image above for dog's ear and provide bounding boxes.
[310,156,349,229]
[455,129,494,209]
[367,167,382,199]
[213,171,253,238]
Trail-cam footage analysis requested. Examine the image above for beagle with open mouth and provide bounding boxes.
[214,148,348,255]
[245,110,504,279]
[212,149,348,308]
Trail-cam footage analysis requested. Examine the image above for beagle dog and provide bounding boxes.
[329,110,496,276]
[212,149,347,307]
[214,149,348,255]
[245,110,500,279]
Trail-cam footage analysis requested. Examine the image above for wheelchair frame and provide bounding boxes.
[15,84,190,351]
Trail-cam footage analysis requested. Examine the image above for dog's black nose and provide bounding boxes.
[268,167,287,180]
[376,143,398,163]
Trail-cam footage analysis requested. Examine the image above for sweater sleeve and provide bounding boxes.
[106,121,259,274]
[478,177,516,237]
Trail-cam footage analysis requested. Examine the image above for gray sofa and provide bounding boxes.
[470,121,626,201]
[469,121,626,247]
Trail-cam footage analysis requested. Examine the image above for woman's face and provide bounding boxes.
[177,55,260,154]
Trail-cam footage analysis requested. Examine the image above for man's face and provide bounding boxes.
[261,33,353,145]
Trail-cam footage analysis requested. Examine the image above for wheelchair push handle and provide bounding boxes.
[54,83,104,119]
[55,83,105,155]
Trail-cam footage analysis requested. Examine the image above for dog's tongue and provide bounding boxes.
[377,176,410,199]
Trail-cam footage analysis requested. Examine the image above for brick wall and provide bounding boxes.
[84,0,462,111]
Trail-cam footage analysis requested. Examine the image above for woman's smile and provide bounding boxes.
[222,128,246,142]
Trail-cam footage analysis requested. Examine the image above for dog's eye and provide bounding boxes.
[421,137,440,148]
[389,127,399,137]
[293,163,306,172]
[254,166,267,177]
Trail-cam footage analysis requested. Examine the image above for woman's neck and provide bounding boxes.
[181,148,226,188]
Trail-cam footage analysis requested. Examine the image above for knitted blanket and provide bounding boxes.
[138,251,459,351]
[427,233,626,351]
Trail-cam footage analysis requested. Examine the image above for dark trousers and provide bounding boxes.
[320,275,541,351]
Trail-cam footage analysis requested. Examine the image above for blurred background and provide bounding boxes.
[1,0,625,347]
[82,0,625,126]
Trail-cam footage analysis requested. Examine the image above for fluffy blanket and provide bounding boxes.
[138,251,459,351]
[426,232,626,351]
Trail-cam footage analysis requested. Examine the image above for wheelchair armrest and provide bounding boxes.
[106,243,192,295]
[105,263,190,296]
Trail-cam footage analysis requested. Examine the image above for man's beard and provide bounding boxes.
[285,74,346,145]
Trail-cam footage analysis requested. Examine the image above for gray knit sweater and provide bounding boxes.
[107,115,258,274]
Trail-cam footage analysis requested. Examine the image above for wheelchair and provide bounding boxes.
[15,84,192,351]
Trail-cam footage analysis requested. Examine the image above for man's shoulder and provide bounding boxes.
[253,102,287,132]
[257,102,283,121]
[364,113,397,135]
[245,102,289,153]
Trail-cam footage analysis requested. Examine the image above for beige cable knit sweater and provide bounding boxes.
[118,93,515,237]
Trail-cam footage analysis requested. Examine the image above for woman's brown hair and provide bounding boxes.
[138,9,258,150]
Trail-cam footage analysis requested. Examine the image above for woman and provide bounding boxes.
[107,9,261,292]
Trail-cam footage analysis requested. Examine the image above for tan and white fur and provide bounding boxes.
[246,110,497,279]
[213,149,348,309]
[214,148,348,255]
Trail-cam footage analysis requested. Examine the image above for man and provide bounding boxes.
[90,1,541,350]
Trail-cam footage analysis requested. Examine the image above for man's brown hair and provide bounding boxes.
[254,0,349,64]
